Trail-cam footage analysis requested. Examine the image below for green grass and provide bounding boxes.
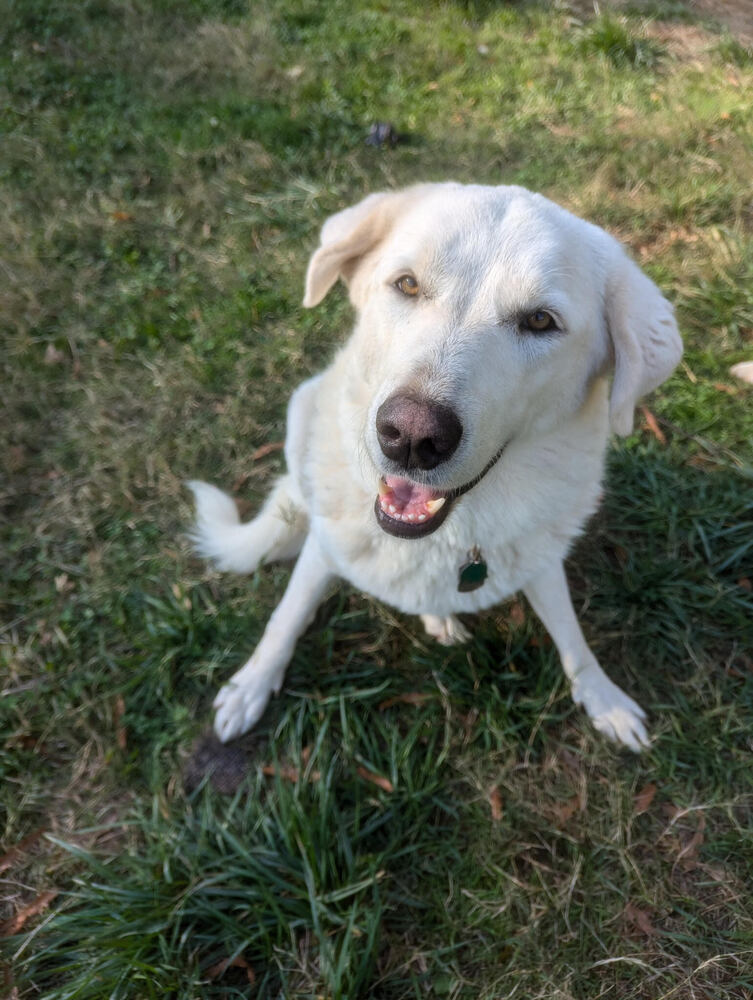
[2,0,753,996]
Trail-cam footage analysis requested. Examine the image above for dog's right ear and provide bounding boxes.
[303,190,410,307]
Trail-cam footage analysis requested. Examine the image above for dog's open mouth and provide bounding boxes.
[375,476,453,539]
[373,441,509,539]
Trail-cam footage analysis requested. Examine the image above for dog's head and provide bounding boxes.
[304,183,682,538]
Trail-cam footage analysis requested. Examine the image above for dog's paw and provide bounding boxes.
[420,614,472,646]
[571,672,648,752]
[213,675,276,743]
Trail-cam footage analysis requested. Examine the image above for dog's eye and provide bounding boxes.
[395,274,420,297]
[521,310,558,333]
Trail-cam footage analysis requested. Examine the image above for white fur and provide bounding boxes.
[190,183,682,747]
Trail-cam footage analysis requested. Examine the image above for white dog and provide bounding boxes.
[189,182,682,750]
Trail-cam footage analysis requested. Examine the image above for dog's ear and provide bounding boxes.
[603,244,682,436]
[303,190,412,307]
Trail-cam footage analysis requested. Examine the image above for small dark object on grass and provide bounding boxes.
[183,729,266,794]
[366,121,400,148]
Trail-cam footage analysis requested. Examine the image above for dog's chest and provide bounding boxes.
[312,482,579,617]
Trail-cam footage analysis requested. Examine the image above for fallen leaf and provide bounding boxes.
[713,382,737,395]
[0,890,58,937]
[0,828,46,875]
[551,793,583,826]
[357,766,394,793]
[730,361,753,384]
[54,573,73,594]
[738,577,752,592]
[43,344,66,365]
[677,814,706,866]
[378,692,430,710]
[261,764,321,783]
[623,902,657,937]
[660,801,681,820]
[206,955,256,984]
[113,695,127,750]
[110,211,133,222]
[507,600,526,628]
[640,406,667,445]
[633,783,657,815]
[488,786,503,822]
[230,473,251,495]
[252,441,284,461]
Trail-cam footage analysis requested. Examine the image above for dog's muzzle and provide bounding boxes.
[374,441,508,539]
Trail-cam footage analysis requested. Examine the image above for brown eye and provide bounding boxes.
[395,274,419,297]
[521,310,557,333]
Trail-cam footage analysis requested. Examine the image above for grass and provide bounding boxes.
[2,0,753,996]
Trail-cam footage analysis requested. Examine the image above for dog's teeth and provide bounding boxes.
[378,477,390,497]
[408,513,416,521]
[425,497,446,515]
[418,514,426,521]
[388,504,397,514]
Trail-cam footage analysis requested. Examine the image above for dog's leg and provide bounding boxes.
[523,561,648,751]
[213,534,333,742]
[188,475,307,574]
[420,614,471,646]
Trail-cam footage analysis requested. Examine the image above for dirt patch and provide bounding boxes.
[646,21,716,59]
[691,0,753,42]
[566,0,753,43]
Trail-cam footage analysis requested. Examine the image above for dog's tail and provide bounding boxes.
[187,477,307,573]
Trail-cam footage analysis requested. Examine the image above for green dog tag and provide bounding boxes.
[457,546,488,592]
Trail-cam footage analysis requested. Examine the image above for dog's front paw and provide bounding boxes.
[213,674,277,743]
[421,614,472,646]
[571,671,648,752]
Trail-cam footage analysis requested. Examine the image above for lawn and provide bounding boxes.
[2,0,753,997]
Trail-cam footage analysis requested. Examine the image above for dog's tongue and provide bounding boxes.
[378,475,446,524]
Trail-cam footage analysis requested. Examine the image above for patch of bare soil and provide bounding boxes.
[566,0,753,43]
[691,0,753,42]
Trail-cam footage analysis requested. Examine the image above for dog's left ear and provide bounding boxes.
[604,244,682,436]
[303,188,419,307]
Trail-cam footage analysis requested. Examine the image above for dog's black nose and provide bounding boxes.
[376,394,462,470]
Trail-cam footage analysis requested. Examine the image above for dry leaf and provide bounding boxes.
[54,573,73,594]
[378,692,430,710]
[730,361,753,384]
[43,344,66,365]
[110,211,133,222]
[633,783,657,815]
[640,406,667,445]
[623,902,657,937]
[261,764,321,783]
[551,793,583,826]
[488,786,503,822]
[713,382,737,395]
[113,695,127,751]
[738,577,752,592]
[251,441,284,461]
[206,955,256,984]
[660,801,681,820]
[0,828,46,875]
[357,766,394,793]
[231,471,251,492]
[507,600,526,628]
[677,814,706,866]
[0,890,58,937]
